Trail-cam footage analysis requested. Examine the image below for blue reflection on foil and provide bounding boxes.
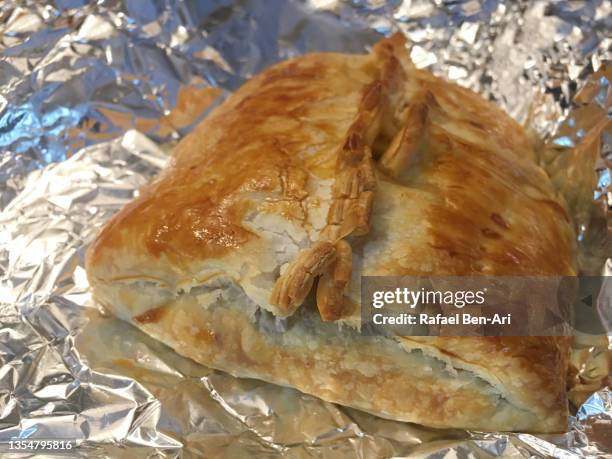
[553,135,575,148]
[0,107,41,148]
[577,390,612,421]
[595,169,611,199]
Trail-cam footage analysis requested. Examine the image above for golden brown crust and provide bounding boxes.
[398,336,571,429]
[86,33,576,433]
[87,50,377,281]
[123,292,565,432]
[363,70,575,279]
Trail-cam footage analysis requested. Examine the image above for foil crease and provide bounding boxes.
[0,0,610,457]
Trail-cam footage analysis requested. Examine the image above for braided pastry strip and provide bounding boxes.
[315,38,411,321]
[316,239,353,321]
[270,34,411,319]
[269,241,337,315]
[378,99,429,179]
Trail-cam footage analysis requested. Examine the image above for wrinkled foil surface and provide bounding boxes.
[0,1,610,457]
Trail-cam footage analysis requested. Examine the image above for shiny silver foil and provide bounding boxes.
[0,0,610,457]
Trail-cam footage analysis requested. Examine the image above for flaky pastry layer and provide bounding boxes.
[87,34,576,432]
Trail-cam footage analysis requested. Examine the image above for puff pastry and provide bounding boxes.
[86,34,576,432]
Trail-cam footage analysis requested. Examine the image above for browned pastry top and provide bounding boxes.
[86,34,576,433]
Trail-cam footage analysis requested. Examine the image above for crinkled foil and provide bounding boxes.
[0,0,610,457]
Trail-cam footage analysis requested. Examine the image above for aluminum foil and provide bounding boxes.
[0,0,610,457]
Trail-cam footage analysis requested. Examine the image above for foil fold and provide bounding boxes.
[0,0,610,457]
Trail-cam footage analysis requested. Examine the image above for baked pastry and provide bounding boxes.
[86,34,576,432]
